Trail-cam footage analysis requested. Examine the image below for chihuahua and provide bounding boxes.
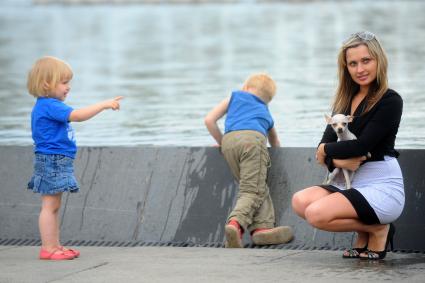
[324,114,359,190]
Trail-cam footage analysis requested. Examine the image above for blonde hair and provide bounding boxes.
[27,56,73,97]
[333,33,388,115]
[243,73,277,103]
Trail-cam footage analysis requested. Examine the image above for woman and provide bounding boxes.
[291,31,404,260]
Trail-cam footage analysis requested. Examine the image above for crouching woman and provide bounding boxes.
[291,31,404,260]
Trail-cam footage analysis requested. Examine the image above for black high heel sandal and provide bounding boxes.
[342,245,368,258]
[360,223,395,260]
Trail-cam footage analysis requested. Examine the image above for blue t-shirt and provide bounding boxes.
[224,90,274,136]
[31,97,76,158]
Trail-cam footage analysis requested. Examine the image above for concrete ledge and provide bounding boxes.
[0,146,424,251]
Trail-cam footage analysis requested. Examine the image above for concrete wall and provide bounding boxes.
[1,146,424,251]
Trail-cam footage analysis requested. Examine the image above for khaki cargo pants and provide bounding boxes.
[221,130,275,232]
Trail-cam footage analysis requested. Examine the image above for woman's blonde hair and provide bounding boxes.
[243,73,277,103]
[333,32,388,115]
[27,56,73,97]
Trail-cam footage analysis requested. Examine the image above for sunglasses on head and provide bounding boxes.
[344,31,375,44]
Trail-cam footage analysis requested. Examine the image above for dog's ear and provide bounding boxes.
[324,114,332,124]
[347,115,354,123]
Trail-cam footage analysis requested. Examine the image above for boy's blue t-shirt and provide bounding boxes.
[31,97,76,158]
[224,90,274,137]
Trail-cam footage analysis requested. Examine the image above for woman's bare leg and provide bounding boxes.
[291,186,331,219]
[304,192,389,252]
[353,231,369,248]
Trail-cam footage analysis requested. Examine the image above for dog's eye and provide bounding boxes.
[342,122,347,126]
[332,123,337,127]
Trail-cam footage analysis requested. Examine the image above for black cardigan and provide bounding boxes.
[320,89,403,170]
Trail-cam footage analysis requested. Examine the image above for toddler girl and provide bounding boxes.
[27,56,123,260]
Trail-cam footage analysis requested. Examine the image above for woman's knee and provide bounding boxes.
[292,191,309,216]
[304,202,333,228]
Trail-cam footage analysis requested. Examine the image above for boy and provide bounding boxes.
[204,73,293,248]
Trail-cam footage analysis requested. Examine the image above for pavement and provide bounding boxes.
[1,245,425,283]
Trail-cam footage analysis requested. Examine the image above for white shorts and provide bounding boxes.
[330,156,405,224]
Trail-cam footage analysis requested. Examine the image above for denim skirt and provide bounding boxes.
[28,153,80,195]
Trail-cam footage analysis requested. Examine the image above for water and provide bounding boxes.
[0,0,424,148]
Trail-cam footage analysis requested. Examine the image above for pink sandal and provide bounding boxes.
[59,246,80,258]
[39,248,75,260]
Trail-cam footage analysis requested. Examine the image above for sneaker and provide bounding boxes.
[251,226,294,245]
[39,248,75,260]
[224,219,243,248]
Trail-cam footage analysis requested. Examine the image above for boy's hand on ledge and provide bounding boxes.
[212,144,222,154]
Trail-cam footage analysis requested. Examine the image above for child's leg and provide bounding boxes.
[249,190,275,231]
[39,193,62,252]
[245,154,294,245]
[249,191,294,245]
[222,132,269,229]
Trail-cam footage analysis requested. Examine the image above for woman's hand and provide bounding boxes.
[333,156,367,171]
[316,143,326,165]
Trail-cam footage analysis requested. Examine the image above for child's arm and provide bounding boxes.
[69,96,123,122]
[204,97,230,146]
[268,127,280,147]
